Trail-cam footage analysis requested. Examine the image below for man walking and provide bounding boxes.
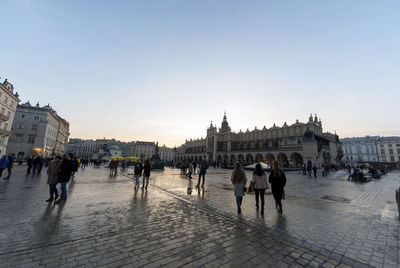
[134,160,143,190]
[3,154,15,180]
[313,164,317,178]
[142,159,151,190]
[0,155,9,178]
[196,158,209,188]
[56,154,74,203]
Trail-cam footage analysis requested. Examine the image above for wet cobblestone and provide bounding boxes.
[0,165,399,267]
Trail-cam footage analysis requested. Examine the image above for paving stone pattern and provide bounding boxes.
[0,165,398,267]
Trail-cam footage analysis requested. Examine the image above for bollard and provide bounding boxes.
[396,187,400,220]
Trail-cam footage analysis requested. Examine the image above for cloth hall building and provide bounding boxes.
[175,113,342,168]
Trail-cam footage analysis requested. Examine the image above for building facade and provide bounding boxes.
[377,137,400,164]
[131,141,155,161]
[0,79,20,156]
[7,102,69,159]
[175,113,341,168]
[54,116,70,155]
[340,136,380,163]
[340,136,400,165]
[159,144,175,162]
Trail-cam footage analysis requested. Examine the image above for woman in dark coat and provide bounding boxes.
[57,154,74,202]
[268,160,287,213]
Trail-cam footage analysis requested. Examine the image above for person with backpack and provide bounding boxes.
[134,160,143,190]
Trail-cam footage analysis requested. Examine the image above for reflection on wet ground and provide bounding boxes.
[0,165,398,267]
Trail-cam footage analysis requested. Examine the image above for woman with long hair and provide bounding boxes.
[252,163,269,214]
[231,162,247,214]
[268,160,287,213]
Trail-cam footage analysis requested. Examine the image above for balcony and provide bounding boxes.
[0,127,10,136]
[0,113,10,122]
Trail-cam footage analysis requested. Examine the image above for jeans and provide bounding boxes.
[198,173,205,186]
[61,182,67,197]
[49,184,58,198]
[142,176,149,188]
[254,189,265,209]
[134,174,140,189]
[236,196,243,207]
[0,168,5,178]
[32,165,39,174]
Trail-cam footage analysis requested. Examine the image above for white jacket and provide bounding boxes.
[252,173,269,189]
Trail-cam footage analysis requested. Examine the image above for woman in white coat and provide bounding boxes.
[231,162,247,214]
[252,163,269,214]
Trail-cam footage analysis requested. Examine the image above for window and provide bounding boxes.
[10,101,13,108]
[389,149,393,155]
[18,123,24,129]
[381,149,385,155]
[34,116,39,120]
[28,135,35,144]
[390,156,395,162]
[3,96,8,104]
[21,114,25,119]
[388,144,392,147]
[0,108,4,114]
[7,111,10,118]
[15,134,23,143]
[4,123,8,130]
[32,124,37,130]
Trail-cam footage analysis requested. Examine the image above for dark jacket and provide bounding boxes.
[199,161,208,175]
[58,159,74,183]
[32,156,41,166]
[143,162,151,177]
[268,171,287,189]
[7,155,15,168]
[134,162,143,176]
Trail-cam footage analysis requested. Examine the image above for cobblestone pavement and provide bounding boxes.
[0,165,399,267]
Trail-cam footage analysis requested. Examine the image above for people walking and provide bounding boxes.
[142,159,151,190]
[306,160,312,177]
[313,165,317,178]
[133,160,143,190]
[46,156,62,202]
[56,154,74,203]
[32,155,41,174]
[193,161,197,175]
[231,162,247,214]
[0,155,9,178]
[3,154,15,180]
[26,156,33,174]
[269,160,286,214]
[196,158,209,188]
[186,162,193,179]
[252,163,269,214]
[37,157,45,174]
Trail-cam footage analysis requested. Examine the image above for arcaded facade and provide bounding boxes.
[175,113,341,168]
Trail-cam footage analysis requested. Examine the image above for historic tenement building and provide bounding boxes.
[175,113,341,168]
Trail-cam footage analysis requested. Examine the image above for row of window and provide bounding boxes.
[15,134,35,144]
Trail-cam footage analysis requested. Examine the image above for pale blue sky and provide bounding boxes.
[1,0,399,146]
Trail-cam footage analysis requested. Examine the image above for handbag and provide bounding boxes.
[247,181,254,193]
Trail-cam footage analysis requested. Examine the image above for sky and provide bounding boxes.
[1,0,399,147]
